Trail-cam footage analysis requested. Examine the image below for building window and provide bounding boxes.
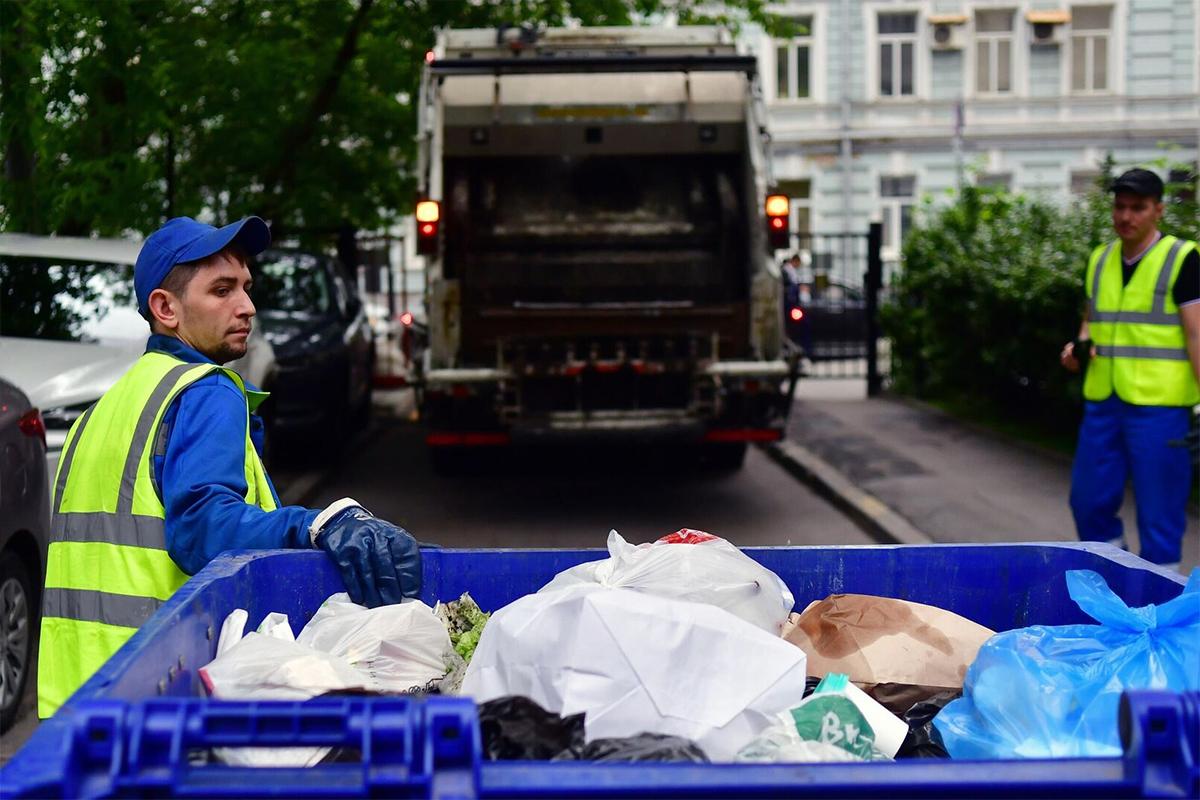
[975,9,1015,94]
[774,16,814,101]
[880,176,916,253]
[878,13,918,98]
[978,172,1012,190]
[777,179,812,233]
[1070,169,1101,196]
[1070,6,1112,93]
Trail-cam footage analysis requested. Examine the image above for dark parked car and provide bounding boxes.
[251,249,374,448]
[784,281,868,360]
[0,378,49,732]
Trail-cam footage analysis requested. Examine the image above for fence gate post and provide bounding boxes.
[866,222,884,397]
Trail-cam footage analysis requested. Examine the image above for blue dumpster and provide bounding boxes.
[2,543,1196,798]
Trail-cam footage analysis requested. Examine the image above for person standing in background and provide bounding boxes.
[1061,168,1200,571]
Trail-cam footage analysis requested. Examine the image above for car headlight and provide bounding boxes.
[41,401,94,430]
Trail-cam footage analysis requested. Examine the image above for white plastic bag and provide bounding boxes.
[539,530,795,633]
[201,610,368,768]
[460,584,809,761]
[736,730,867,763]
[735,674,904,763]
[297,593,458,693]
[200,596,459,767]
[201,632,368,700]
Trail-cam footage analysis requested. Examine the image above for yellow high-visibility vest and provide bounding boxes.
[37,351,276,718]
[1084,235,1199,407]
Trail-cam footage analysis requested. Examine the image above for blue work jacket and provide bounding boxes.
[147,334,318,574]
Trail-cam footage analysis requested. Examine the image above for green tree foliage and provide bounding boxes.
[1,0,779,338]
[0,0,778,242]
[882,156,1199,429]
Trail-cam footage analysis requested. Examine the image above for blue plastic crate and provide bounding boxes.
[2,543,1196,798]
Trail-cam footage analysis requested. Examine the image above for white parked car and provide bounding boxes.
[0,234,277,480]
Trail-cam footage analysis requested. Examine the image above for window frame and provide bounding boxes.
[879,174,917,261]
[1069,169,1102,197]
[864,2,932,102]
[776,178,813,234]
[768,8,824,104]
[969,6,1021,98]
[1064,3,1123,96]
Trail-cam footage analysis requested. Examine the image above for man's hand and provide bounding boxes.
[310,499,421,607]
[1061,339,1095,373]
[1061,341,1081,372]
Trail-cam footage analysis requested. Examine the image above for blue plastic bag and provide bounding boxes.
[934,568,1199,759]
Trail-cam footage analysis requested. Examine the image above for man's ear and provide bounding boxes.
[148,288,180,331]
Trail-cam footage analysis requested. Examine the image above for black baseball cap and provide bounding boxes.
[1110,168,1164,200]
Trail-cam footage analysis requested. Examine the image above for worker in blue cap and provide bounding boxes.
[37,216,421,719]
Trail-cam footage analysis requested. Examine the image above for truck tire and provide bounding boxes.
[0,550,35,733]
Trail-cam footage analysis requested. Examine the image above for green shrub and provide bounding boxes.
[883,159,1198,431]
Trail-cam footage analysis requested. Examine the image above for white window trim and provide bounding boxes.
[1062,1,1126,96]
[766,7,826,104]
[786,179,813,233]
[878,172,918,261]
[864,1,933,102]
[966,4,1026,99]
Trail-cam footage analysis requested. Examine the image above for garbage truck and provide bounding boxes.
[413,25,796,469]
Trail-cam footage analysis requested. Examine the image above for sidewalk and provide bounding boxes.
[774,379,1200,573]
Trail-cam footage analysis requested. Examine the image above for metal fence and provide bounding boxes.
[779,224,886,394]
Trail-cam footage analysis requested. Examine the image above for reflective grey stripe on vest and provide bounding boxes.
[1090,242,1115,309]
[1152,239,1186,312]
[1091,238,1185,325]
[1095,345,1190,361]
[117,363,196,514]
[52,362,198,550]
[53,511,167,550]
[42,587,162,628]
[53,404,96,510]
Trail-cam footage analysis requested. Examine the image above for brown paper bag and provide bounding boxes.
[782,594,995,713]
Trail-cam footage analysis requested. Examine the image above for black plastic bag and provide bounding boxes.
[478,696,585,760]
[554,732,709,763]
[895,690,959,759]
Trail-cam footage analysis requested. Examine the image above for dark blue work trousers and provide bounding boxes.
[1069,394,1193,565]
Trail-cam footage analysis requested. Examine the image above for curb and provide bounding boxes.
[764,439,934,546]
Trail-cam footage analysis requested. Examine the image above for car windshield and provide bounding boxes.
[251,251,332,315]
[0,255,144,345]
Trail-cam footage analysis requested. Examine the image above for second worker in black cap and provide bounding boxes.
[1060,168,1200,571]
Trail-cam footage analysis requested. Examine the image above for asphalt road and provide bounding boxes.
[291,421,871,550]
[1,408,866,763]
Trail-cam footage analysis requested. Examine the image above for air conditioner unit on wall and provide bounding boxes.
[1027,10,1069,46]
[929,15,967,51]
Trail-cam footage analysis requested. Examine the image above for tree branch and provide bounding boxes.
[258,0,375,225]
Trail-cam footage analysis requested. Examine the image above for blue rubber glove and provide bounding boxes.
[310,499,422,607]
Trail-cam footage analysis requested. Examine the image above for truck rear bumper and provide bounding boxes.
[426,412,782,447]
[509,409,703,444]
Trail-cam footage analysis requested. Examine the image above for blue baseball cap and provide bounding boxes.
[134,216,271,317]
